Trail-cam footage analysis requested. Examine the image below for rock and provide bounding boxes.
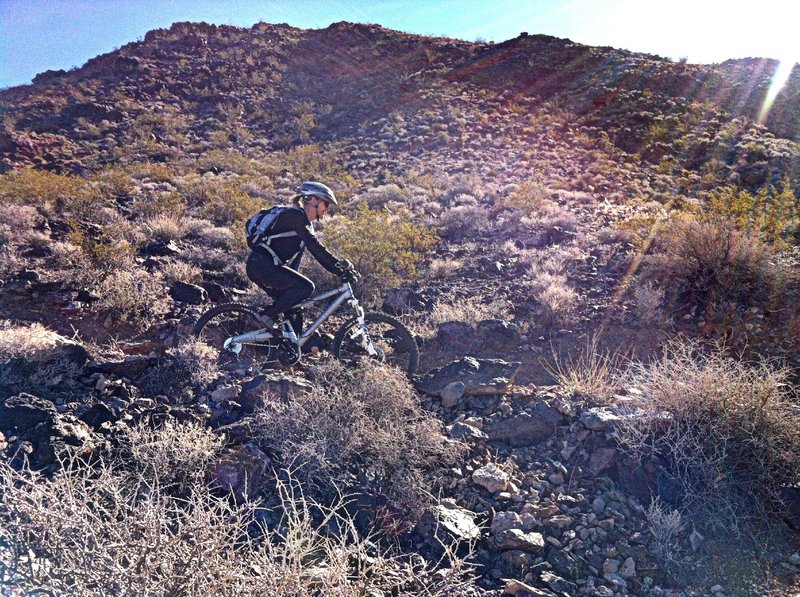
[1,393,96,469]
[440,381,465,407]
[588,447,618,474]
[473,463,510,492]
[416,357,520,397]
[86,356,160,378]
[416,504,481,554]
[540,571,573,594]
[210,384,240,403]
[547,547,580,579]
[620,556,636,579]
[382,287,432,314]
[169,281,208,304]
[493,529,545,552]
[689,529,704,551]
[1,393,57,432]
[239,373,314,413]
[592,497,607,514]
[142,240,180,256]
[434,321,476,354]
[491,511,523,534]
[208,443,271,502]
[77,402,117,429]
[199,280,227,302]
[474,319,521,351]
[499,550,534,569]
[486,402,564,448]
[579,407,623,431]
[504,579,557,596]
[448,421,487,441]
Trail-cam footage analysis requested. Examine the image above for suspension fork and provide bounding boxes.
[349,300,378,357]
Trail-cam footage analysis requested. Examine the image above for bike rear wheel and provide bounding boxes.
[331,312,418,374]
[192,303,274,368]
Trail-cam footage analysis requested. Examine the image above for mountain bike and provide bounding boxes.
[192,272,418,374]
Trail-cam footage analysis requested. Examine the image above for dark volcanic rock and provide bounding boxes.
[170,281,208,304]
[486,402,564,447]
[416,357,521,396]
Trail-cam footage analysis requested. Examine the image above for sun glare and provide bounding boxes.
[758,59,795,123]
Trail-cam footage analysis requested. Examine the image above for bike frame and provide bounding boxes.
[223,281,378,356]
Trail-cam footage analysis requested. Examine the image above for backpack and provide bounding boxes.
[245,206,287,250]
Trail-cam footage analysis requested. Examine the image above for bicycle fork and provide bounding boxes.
[349,303,379,358]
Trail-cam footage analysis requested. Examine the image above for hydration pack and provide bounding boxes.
[245,206,288,250]
[245,206,304,265]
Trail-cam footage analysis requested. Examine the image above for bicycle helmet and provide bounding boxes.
[299,181,337,205]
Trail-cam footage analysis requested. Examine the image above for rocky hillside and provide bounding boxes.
[1,20,800,597]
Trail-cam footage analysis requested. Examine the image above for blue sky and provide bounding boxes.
[1,0,799,89]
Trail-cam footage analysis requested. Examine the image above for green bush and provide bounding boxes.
[323,204,438,296]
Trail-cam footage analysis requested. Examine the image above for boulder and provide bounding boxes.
[486,402,564,448]
[474,319,521,351]
[440,381,465,407]
[200,280,227,302]
[579,407,623,431]
[448,421,487,441]
[1,393,96,469]
[416,357,521,397]
[504,579,557,597]
[142,239,180,256]
[170,281,208,304]
[434,321,475,353]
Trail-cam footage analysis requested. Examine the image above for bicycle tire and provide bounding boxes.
[192,303,273,367]
[331,312,419,374]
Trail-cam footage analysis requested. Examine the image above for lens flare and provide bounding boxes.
[758,59,795,123]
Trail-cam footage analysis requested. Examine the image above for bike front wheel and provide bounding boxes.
[331,312,419,374]
[192,303,274,368]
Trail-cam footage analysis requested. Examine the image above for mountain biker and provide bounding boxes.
[245,181,356,334]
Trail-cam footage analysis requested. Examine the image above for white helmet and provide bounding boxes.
[299,181,337,205]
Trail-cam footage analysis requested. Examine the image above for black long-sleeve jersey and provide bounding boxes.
[253,206,339,273]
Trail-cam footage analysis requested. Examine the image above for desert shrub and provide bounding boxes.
[68,221,137,273]
[360,183,411,209]
[159,260,202,285]
[646,497,686,567]
[143,213,185,242]
[133,191,187,220]
[196,148,258,175]
[94,268,169,325]
[616,339,800,534]
[118,420,225,491]
[496,179,549,211]
[437,205,491,241]
[529,271,580,325]
[709,179,798,246]
[632,281,665,324]
[323,205,439,297]
[87,166,137,199]
[255,359,464,513]
[196,180,261,227]
[644,216,784,315]
[0,455,475,596]
[0,168,89,210]
[167,336,222,387]
[424,257,464,281]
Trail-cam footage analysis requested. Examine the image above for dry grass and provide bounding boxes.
[616,339,800,536]
[254,358,465,516]
[0,424,476,596]
[543,333,625,402]
[430,294,512,326]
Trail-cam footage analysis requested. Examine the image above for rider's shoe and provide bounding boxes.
[257,313,281,333]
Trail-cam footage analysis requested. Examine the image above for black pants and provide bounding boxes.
[246,250,314,332]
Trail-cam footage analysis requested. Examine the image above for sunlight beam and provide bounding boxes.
[758,59,795,123]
